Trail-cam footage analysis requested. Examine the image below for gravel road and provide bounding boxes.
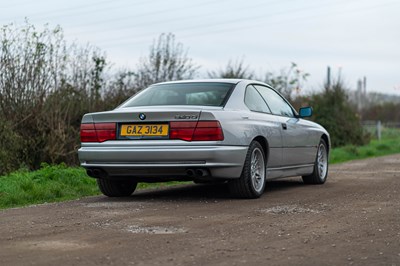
[1,154,400,266]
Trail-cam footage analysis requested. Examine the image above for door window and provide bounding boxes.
[253,85,295,117]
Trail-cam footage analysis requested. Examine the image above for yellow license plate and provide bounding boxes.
[120,124,169,136]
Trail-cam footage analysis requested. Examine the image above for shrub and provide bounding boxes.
[309,79,369,147]
[0,118,24,173]
[0,22,107,174]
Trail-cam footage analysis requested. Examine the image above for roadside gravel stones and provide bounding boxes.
[125,225,186,234]
[259,205,322,214]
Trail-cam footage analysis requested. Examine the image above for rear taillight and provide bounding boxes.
[192,121,224,141]
[170,121,224,141]
[80,123,116,143]
[169,121,197,141]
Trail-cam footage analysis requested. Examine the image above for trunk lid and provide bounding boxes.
[81,106,223,141]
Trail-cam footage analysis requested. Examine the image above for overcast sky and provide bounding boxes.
[1,0,399,95]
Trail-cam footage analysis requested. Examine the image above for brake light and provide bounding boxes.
[193,121,224,141]
[170,121,224,141]
[169,121,196,141]
[80,123,116,142]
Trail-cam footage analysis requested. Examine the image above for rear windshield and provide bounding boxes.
[121,82,235,107]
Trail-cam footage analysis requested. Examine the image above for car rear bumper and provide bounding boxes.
[78,144,248,179]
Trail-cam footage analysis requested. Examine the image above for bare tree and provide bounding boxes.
[208,58,254,79]
[262,62,309,101]
[103,69,137,109]
[134,33,199,89]
[0,22,65,121]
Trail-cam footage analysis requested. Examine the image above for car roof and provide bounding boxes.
[152,79,275,91]
[154,79,245,85]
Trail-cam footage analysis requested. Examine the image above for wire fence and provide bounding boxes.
[363,121,400,140]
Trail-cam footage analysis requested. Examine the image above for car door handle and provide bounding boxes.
[282,123,287,130]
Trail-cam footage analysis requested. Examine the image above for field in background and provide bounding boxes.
[330,127,400,163]
[1,128,399,210]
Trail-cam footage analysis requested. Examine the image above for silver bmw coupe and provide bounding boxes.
[79,79,330,199]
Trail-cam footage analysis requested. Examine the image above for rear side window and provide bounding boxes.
[244,86,271,113]
[122,82,234,107]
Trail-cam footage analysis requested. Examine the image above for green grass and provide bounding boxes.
[330,128,400,164]
[0,163,183,210]
[1,128,400,210]
[0,164,96,209]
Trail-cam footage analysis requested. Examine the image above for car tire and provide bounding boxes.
[302,139,329,185]
[97,178,138,197]
[228,141,266,199]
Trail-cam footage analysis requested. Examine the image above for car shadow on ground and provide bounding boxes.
[98,178,306,203]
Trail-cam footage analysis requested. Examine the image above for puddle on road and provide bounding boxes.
[259,205,321,215]
[125,225,186,234]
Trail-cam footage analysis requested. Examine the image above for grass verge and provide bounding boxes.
[0,164,96,209]
[0,163,182,210]
[1,128,400,209]
[330,128,400,164]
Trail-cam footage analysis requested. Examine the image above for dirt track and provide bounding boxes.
[1,154,400,266]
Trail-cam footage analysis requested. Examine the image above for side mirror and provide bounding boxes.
[298,106,313,118]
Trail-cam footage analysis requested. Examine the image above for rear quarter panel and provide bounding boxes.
[211,80,285,167]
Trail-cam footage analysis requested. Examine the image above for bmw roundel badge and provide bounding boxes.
[139,113,146,120]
